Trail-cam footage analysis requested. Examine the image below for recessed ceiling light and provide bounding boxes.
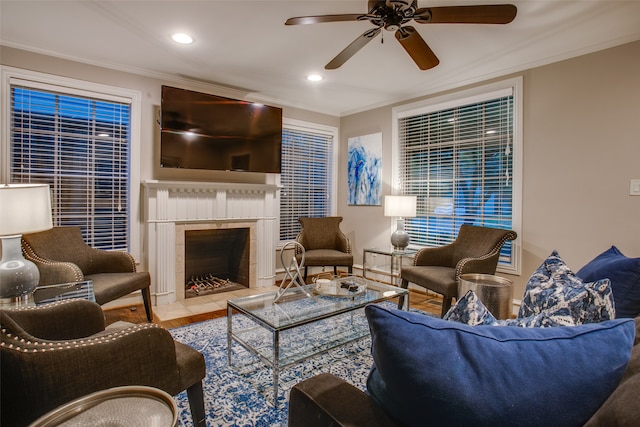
[171,33,194,44]
[307,74,323,82]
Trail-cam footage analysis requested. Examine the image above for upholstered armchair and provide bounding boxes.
[295,217,354,282]
[399,224,517,317]
[0,299,206,427]
[21,226,153,321]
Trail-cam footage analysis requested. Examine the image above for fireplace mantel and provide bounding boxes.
[142,180,279,306]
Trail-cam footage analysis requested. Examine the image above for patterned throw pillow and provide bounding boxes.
[443,290,499,325]
[445,290,581,327]
[518,250,616,324]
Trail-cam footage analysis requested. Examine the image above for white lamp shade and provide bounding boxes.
[0,184,53,236]
[384,195,417,218]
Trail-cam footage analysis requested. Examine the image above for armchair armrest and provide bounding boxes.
[336,231,351,254]
[413,244,455,267]
[455,251,502,278]
[1,299,105,340]
[81,248,137,275]
[289,373,402,427]
[22,242,84,285]
[1,323,182,425]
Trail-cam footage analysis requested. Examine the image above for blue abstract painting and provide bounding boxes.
[348,133,382,206]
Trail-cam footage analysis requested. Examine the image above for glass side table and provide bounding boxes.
[362,247,417,286]
[0,281,95,308]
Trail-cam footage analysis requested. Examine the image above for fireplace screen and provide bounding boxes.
[184,228,250,298]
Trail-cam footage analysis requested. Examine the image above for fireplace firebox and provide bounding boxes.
[184,228,250,298]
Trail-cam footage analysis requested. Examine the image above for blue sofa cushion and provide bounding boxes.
[365,304,634,427]
[577,246,640,318]
[518,250,615,323]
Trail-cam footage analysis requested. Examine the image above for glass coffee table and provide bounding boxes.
[226,277,409,404]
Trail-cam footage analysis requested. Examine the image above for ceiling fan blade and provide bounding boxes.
[285,14,365,25]
[325,27,381,70]
[414,5,517,24]
[395,26,439,70]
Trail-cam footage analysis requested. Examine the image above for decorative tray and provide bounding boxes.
[313,276,367,298]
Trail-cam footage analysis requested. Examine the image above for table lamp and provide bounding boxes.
[384,195,417,250]
[0,184,53,304]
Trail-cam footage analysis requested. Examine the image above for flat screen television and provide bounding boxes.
[160,86,282,173]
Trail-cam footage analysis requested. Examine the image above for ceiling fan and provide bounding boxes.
[285,0,517,70]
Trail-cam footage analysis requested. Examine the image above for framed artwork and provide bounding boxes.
[348,132,382,206]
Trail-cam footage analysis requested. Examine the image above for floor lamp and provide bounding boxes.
[0,184,53,304]
[384,195,417,250]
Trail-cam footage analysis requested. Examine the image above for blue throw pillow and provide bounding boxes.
[365,305,634,427]
[519,250,615,323]
[577,246,640,318]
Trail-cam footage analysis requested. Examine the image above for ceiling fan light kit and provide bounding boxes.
[285,1,517,70]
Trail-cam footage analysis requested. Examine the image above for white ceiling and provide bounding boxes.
[2,1,639,116]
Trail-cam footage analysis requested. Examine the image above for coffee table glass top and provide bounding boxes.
[227,277,407,331]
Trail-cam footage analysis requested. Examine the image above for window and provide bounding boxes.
[392,78,522,273]
[2,68,141,255]
[279,119,338,242]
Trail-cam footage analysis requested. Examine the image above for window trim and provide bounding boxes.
[391,77,522,275]
[1,66,142,261]
[277,118,339,248]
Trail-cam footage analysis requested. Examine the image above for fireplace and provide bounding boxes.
[184,228,250,298]
[142,180,279,306]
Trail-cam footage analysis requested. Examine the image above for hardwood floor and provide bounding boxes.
[104,289,444,328]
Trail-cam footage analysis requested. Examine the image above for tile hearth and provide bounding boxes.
[152,285,281,321]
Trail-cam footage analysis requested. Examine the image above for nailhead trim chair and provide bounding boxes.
[21,226,153,321]
[295,217,353,282]
[0,299,206,427]
[398,224,517,317]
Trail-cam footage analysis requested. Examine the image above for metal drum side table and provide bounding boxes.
[28,386,177,427]
[458,273,514,320]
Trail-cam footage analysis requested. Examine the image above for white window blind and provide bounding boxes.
[9,84,131,251]
[396,82,520,270]
[280,126,334,241]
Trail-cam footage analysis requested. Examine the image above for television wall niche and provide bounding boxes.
[160,86,282,174]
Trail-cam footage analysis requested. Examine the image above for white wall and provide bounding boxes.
[339,40,640,299]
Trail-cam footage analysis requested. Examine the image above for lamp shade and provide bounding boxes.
[0,184,53,236]
[384,195,417,218]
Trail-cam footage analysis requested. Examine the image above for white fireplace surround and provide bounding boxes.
[142,180,278,306]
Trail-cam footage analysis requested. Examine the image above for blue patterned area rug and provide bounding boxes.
[169,307,378,426]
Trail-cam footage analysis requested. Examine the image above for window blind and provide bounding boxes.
[280,127,334,241]
[10,85,131,251]
[397,89,515,266]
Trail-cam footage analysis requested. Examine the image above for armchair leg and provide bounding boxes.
[441,296,453,318]
[187,381,206,427]
[141,286,153,322]
[303,266,308,283]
